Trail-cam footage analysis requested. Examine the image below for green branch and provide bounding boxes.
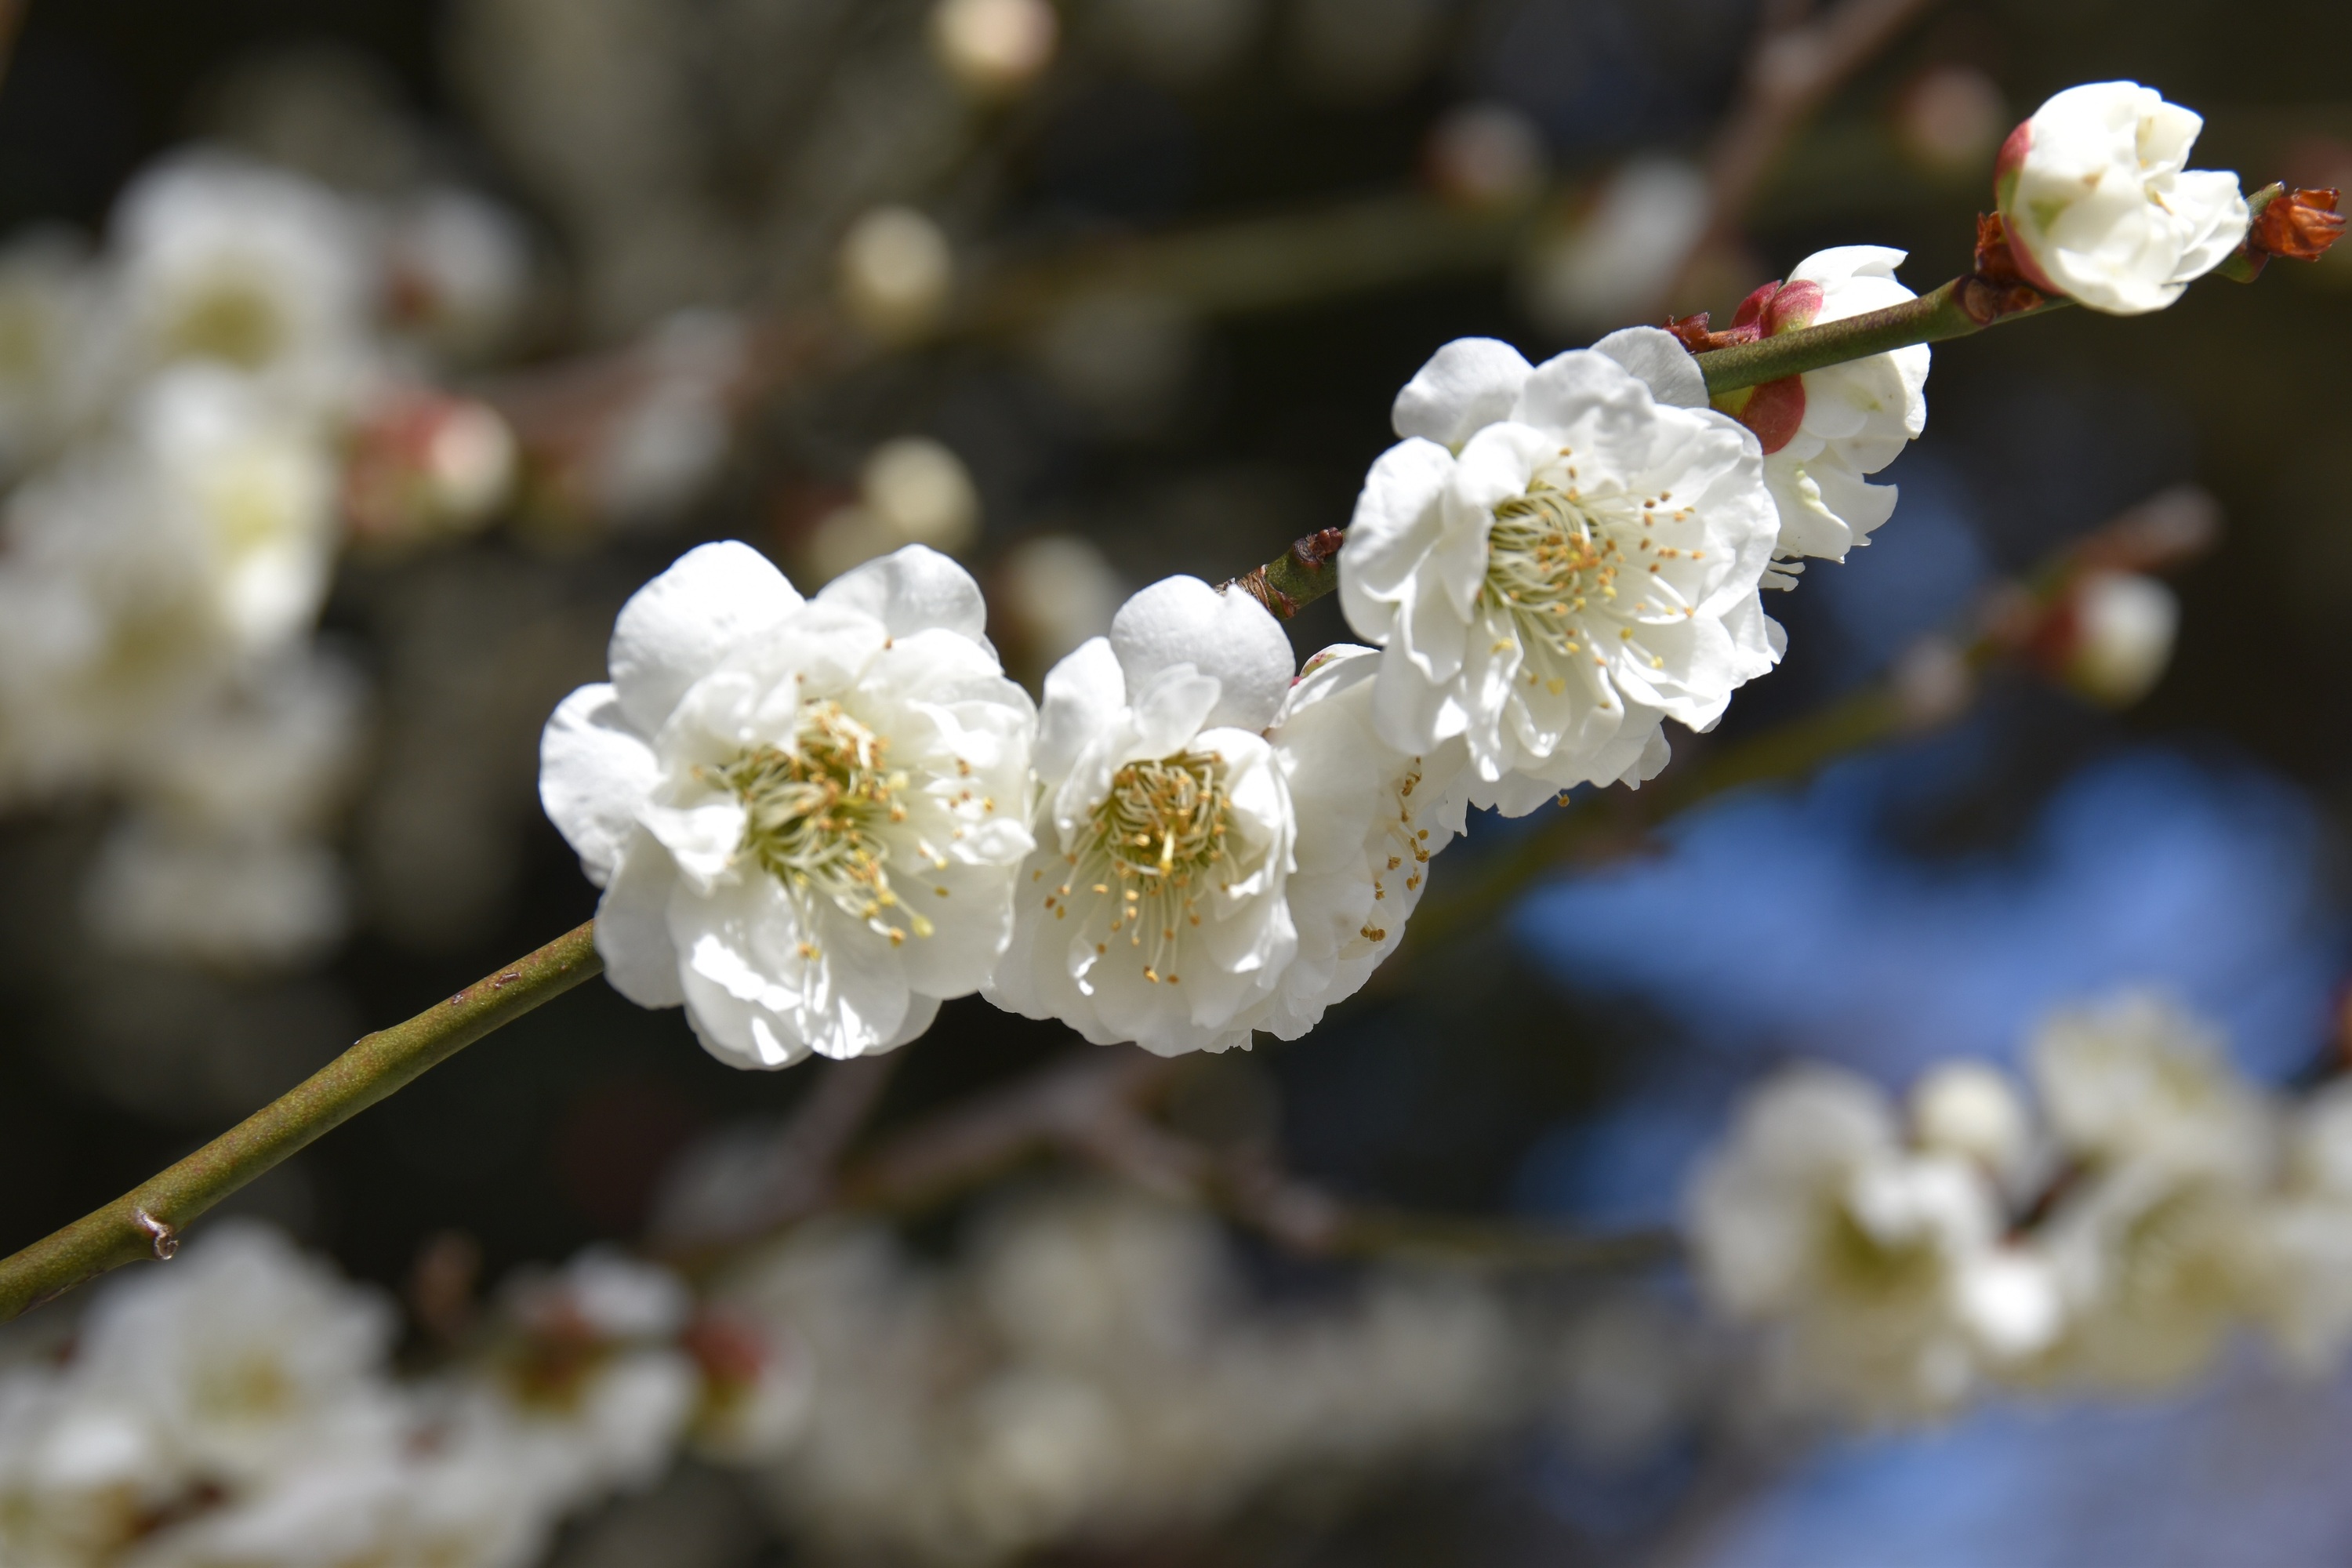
[0,922,604,1324]
[1693,275,2068,394]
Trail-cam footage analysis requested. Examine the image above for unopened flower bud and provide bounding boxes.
[1994,82,2248,314]
[1423,103,1545,209]
[2044,570,2180,707]
[931,0,1058,96]
[343,390,517,546]
[2232,184,2347,278]
[838,206,954,343]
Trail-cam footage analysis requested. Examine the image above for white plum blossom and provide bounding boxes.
[985,575,1300,1055]
[103,148,380,408]
[2029,989,2274,1182]
[542,541,1037,1068]
[1235,645,1467,1040]
[1715,248,1931,583]
[1996,82,2249,316]
[1338,328,1780,815]
[1687,1064,2061,1418]
[2024,992,2278,1390]
[0,365,340,804]
[69,1222,404,1489]
[2247,1081,2352,1371]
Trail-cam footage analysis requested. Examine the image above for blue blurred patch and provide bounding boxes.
[1697,1359,2352,1567]
[1513,746,2342,1085]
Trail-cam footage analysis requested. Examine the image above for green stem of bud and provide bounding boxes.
[1694,276,2071,394]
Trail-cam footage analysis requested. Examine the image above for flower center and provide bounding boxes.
[718,700,928,943]
[1484,481,1621,659]
[1044,750,1234,985]
[167,281,287,371]
[1481,464,1700,698]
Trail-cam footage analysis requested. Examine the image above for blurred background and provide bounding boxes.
[3,0,2352,1563]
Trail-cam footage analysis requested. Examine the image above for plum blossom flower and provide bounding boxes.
[1995,81,2249,316]
[984,575,1300,1056]
[2022,992,2276,1390]
[1235,645,1467,1040]
[1687,1064,2061,1419]
[1708,248,1932,583]
[71,1222,404,1488]
[104,148,381,408]
[540,541,1036,1068]
[2246,1082,2352,1371]
[1338,328,1780,815]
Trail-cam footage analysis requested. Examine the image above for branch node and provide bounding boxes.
[132,1209,179,1261]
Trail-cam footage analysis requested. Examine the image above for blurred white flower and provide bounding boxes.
[586,310,745,528]
[106,149,379,408]
[2013,994,2272,1390]
[1520,157,1709,333]
[1688,1064,2059,1418]
[381,186,534,362]
[1338,328,1780,816]
[0,1365,165,1567]
[1996,82,2249,315]
[1234,644,1466,1040]
[82,817,350,971]
[541,541,1036,1067]
[1908,1058,2038,1197]
[984,575,1299,1056]
[2248,1081,2352,1370]
[121,1432,551,1568]
[2034,1156,2257,1392]
[734,1186,1521,1563]
[1719,248,1931,584]
[73,1222,402,1489]
[2029,990,2274,1181]
[683,1312,815,1464]
[114,365,341,658]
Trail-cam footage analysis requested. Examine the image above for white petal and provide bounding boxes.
[815,543,989,646]
[1591,325,1708,409]
[539,683,656,887]
[1036,637,1128,786]
[610,541,801,734]
[1390,336,1532,446]
[1110,575,1294,733]
[597,837,686,1008]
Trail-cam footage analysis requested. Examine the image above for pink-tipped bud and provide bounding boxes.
[343,390,517,549]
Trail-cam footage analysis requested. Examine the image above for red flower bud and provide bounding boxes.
[2251,187,2345,263]
[1722,374,1806,455]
